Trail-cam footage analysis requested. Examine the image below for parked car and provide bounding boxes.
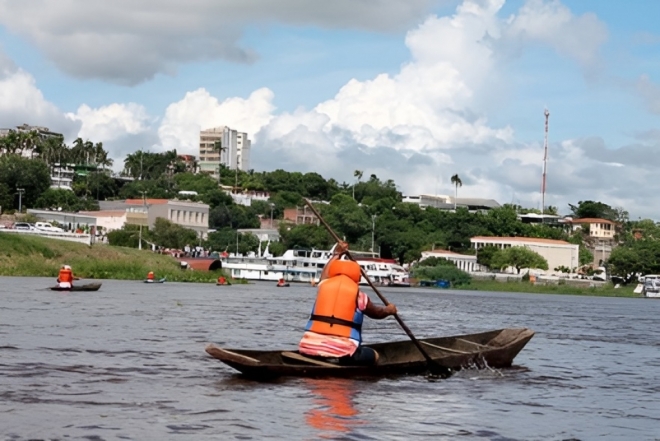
[13,222,35,231]
[34,222,64,233]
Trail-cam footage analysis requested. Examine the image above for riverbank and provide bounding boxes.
[454,279,640,297]
[0,233,232,283]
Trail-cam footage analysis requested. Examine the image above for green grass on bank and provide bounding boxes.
[451,279,641,297]
[0,233,234,283]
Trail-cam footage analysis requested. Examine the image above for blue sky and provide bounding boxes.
[1,0,659,218]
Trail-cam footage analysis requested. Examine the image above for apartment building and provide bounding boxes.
[198,126,251,179]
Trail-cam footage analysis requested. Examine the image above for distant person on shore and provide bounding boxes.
[298,241,397,365]
[57,265,74,289]
[146,271,155,283]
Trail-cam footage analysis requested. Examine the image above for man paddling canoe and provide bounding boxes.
[298,241,397,365]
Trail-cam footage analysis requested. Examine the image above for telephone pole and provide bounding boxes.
[541,109,550,215]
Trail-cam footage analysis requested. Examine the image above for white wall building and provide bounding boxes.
[471,236,579,274]
[80,210,127,232]
[198,126,251,179]
[420,249,481,272]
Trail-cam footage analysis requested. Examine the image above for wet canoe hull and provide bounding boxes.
[49,283,102,292]
[206,327,534,379]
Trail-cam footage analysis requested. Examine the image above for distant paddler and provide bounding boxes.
[146,271,155,283]
[56,265,75,289]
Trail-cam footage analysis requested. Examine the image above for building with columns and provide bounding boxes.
[198,126,251,179]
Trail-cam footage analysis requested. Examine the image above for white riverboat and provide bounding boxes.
[217,245,410,285]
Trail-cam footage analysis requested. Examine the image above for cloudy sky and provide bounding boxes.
[1,0,659,218]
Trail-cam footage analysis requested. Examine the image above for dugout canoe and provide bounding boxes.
[205,327,534,379]
[144,278,166,284]
[49,283,102,292]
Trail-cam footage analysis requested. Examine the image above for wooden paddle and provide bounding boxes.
[303,198,452,378]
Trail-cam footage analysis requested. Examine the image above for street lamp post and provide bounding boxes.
[16,188,25,213]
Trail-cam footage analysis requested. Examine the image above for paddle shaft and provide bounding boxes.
[303,199,446,374]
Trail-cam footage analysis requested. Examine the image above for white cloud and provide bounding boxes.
[0,0,440,85]
[158,87,275,153]
[636,74,660,114]
[6,0,658,218]
[66,103,151,142]
[154,0,648,216]
[0,53,80,138]
[503,0,608,69]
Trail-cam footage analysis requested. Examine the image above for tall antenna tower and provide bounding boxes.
[541,109,550,215]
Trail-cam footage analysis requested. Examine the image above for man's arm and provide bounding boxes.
[363,297,397,319]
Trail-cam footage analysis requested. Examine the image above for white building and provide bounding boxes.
[79,210,128,232]
[222,186,270,206]
[198,126,251,179]
[50,163,75,191]
[402,194,500,211]
[420,249,481,272]
[471,236,579,274]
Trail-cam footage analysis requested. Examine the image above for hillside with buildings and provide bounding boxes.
[1,123,659,280]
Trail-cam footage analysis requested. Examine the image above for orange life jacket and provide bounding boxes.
[58,268,73,283]
[218,276,226,284]
[147,272,154,280]
[305,274,363,341]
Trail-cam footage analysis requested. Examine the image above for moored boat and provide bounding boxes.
[50,283,102,292]
[205,327,534,380]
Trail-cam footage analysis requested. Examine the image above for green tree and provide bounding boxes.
[411,265,471,286]
[568,200,616,221]
[174,172,218,195]
[579,246,594,266]
[35,188,99,212]
[0,182,12,212]
[418,256,456,267]
[201,189,233,209]
[279,224,332,250]
[150,218,199,249]
[0,155,51,210]
[476,245,500,270]
[490,247,549,274]
[206,228,260,255]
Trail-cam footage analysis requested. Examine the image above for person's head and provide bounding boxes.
[327,259,361,283]
[64,265,71,270]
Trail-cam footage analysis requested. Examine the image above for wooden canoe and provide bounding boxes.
[144,278,166,284]
[205,327,534,379]
[49,283,102,292]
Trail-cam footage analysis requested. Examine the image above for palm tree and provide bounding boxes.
[213,140,226,182]
[353,170,363,200]
[451,174,462,210]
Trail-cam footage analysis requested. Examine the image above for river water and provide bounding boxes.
[1,277,658,440]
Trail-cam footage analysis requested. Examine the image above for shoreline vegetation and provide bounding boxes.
[453,279,639,297]
[1,234,642,296]
[0,233,234,283]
